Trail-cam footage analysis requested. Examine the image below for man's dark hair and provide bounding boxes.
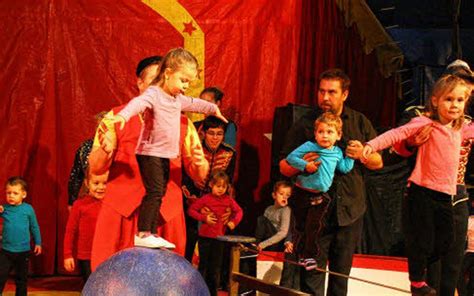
[202,115,227,132]
[200,87,224,103]
[319,68,351,92]
[136,56,162,78]
[6,176,28,192]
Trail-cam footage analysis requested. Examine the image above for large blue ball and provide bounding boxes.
[83,247,210,296]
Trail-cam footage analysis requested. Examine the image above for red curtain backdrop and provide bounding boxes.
[0,0,397,274]
[0,0,302,274]
[297,0,398,128]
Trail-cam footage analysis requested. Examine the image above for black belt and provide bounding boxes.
[453,185,469,206]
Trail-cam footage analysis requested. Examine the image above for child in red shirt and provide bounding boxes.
[187,170,243,296]
[63,172,108,282]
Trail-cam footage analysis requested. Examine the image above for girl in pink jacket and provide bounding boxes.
[363,74,474,295]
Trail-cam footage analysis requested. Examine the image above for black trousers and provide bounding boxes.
[136,155,170,232]
[426,185,469,296]
[291,187,363,296]
[403,183,454,282]
[0,249,30,296]
[198,237,224,296]
[291,186,332,259]
[302,215,363,296]
[184,212,199,262]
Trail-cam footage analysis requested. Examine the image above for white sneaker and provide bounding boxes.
[152,235,176,249]
[134,234,176,249]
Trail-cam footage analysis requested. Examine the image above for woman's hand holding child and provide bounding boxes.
[205,213,217,225]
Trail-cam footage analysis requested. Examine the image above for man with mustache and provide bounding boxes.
[279,68,383,296]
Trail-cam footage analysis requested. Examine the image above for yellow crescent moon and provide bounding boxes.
[142,0,205,99]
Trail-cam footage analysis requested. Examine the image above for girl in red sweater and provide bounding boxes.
[63,172,108,282]
[187,170,243,296]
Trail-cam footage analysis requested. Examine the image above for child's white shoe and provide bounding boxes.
[134,234,176,249]
[151,235,176,249]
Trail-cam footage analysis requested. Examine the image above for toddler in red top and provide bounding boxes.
[63,171,108,282]
[187,170,242,296]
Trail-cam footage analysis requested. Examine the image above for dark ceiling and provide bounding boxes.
[367,0,474,28]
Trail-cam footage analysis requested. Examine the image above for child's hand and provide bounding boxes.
[361,144,374,161]
[34,245,42,256]
[106,114,126,130]
[227,221,235,230]
[0,205,4,213]
[305,161,319,173]
[256,244,263,252]
[200,206,212,215]
[64,257,75,272]
[284,241,294,253]
[205,213,217,225]
[214,107,228,123]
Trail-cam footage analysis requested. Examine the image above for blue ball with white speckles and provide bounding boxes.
[83,247,210,296]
